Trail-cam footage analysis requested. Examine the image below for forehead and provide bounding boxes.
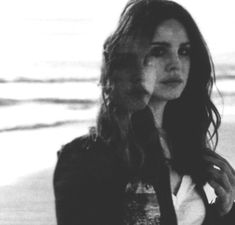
[152,19,189,42]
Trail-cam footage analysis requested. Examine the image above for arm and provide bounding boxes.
[203,149,235,223]
[53,137,99,225]
[207,202,235,225]
[220,203,235,224]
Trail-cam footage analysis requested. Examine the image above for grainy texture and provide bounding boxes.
[0,169,56,225]
[0,121,234,225]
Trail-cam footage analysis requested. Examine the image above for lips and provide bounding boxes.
[129,86,149,96]
[161,78,183,84]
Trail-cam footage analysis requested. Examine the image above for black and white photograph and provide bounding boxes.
[0,0,235,224]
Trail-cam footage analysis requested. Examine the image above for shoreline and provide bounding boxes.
[0,118,235,224]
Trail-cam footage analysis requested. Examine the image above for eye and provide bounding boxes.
[149,46,166,57]
[178,46,191,57]
[113,53,139,69]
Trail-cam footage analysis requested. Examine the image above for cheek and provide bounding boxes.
[182,60,190,78]
[143,59,162,79]
[142,67,158,92]
[114,82,129,96]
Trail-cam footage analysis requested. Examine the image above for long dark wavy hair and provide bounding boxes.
[96,0,221,184]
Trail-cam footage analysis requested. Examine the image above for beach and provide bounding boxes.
[0,122,93,225]
[0,79,234,224]
[1,1,235,223]
[0,121,235,225]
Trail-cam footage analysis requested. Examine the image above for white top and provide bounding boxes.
[158,132,207,224]
[123,175,206,225]
[172,175,206,225]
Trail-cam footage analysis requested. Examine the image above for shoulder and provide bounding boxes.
[54,134,118,185]
[56,133,112,168]
[57,134,93,159]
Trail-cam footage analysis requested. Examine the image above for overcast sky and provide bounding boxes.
[0,0,234,79]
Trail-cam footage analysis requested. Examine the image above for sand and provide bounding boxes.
[0,120,234,225]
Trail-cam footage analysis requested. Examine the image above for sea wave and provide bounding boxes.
[216,75,235,80]
[0,98,98,108]
[0,119,94,133]
[0,77,99,83]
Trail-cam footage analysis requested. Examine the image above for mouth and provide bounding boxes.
[130,77,143,85]
[128,85,150,97]
[161,78,183,85]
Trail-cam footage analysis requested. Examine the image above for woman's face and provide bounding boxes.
[110,41,152,112]
[143,19,191,103]
[110,55,151,112]
[109,19,190,112]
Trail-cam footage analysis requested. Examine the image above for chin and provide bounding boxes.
[156,91,184,102]
[166,87,186,99]
[167,93,182,100]
[126,95,150,112]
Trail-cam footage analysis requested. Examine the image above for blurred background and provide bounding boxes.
[0,0,235,224]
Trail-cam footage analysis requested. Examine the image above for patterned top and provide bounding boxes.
[123,178,161,225]
[122,175,207,225]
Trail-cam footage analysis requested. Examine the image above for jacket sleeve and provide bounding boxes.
[220,203,235,224]
[53,136,99,225]
[207,203,235,225]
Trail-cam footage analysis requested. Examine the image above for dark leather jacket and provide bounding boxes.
[53,134,235,225]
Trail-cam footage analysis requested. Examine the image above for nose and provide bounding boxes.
[166,52,181,72]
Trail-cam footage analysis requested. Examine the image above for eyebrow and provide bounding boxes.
[150,41,191,46]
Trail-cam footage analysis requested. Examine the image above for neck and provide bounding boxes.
[148,99,167,129]
[149,100,172,161]
[115,111,132,140]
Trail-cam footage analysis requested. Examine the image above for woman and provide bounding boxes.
[54,0,235,224]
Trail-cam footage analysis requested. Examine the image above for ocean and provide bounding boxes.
[0,75,101,186]
[0,72,235,186]
[0,75,234,132]
[1,2,235,223]
[0,67,235,225]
